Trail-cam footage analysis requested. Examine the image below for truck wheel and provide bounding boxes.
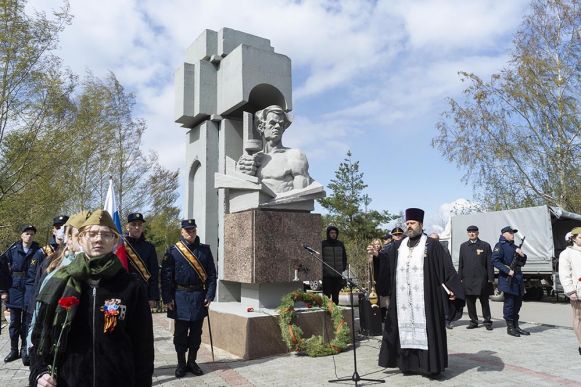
[489,288,504,302]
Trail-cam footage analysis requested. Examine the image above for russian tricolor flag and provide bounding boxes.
[104,177,129,270]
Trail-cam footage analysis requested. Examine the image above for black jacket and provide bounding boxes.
[321,226,347,278]
[31,269,154,387]
[458,238,493,295]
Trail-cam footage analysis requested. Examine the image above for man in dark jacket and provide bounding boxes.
[161,219,217,378]
[124,213,160,308]
[321,225,347,304]
[1,224,40,364]
[491,226,529,337]
[458,225,494,330]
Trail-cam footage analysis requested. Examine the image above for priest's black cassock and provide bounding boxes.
[377,234,464,376]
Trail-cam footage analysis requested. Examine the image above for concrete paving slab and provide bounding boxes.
[1,302,580,386]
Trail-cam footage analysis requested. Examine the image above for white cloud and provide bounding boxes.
[23,0,532,216]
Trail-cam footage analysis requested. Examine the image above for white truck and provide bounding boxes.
[440,205,581,301]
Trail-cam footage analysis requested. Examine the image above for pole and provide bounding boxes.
[206,306,215,362]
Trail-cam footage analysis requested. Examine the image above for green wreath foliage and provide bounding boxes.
[277,290,350,357]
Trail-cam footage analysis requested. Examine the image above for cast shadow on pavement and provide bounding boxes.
[152,356,274,386]
[448,350,505,377]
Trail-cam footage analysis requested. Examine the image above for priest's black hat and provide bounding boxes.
[405,208,425,223]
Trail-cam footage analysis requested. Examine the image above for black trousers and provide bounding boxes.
[503,293,523,321]
[8,308,28,349]
[466,294,492,325]
[174,319,204,357]
[322,277,343,304]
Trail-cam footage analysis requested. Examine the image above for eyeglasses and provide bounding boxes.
[83,231,116,240]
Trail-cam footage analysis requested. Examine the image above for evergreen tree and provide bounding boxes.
[319,150,397,282]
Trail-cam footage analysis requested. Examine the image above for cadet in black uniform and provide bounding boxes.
[124,213,160,308]
[161,219,217,378]
[1,224,40,363]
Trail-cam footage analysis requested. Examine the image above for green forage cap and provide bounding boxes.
[65,210,90,229]
[80,210,119,236]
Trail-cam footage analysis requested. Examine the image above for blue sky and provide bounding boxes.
[28,0,532,231]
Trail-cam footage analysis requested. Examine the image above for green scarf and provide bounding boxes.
[36,252,123,358]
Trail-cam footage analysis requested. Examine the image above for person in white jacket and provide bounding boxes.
[558,226,581,356]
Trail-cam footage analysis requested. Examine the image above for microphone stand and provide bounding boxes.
[303,245,385,386]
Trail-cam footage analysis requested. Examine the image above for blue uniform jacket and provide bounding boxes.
[491,236,527,296]
[2,241,40,309]
[125,235,160,302]
[161,236,217,322]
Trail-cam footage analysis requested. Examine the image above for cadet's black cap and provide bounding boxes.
[391,227,404,235]
[467,225,479,232]
[53,215,69,226]
[127,213,145,223]
[501,226,518,234]
[181,219,197,229]
[382,233,392,240]
[21,224,37,233]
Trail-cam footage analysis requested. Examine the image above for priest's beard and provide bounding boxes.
[406,227,422,238]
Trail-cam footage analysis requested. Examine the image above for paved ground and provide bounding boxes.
[1,300,580,386]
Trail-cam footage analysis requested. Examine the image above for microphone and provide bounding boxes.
[303,244,320,255]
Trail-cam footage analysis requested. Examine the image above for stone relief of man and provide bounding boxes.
[236,105,313,193]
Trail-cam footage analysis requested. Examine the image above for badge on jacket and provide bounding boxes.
[100,298,126,333]
[476,249,484,255]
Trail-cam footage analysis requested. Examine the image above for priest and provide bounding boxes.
[368,208,463,378]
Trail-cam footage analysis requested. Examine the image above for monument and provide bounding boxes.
[175,28,337,359]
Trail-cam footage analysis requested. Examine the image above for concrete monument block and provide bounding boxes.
[185,29,218,62]
[217,45,292,116]
[218,27,274,57]
[175,60,217,128]
[201,303,352,360]
[223,210,322,283]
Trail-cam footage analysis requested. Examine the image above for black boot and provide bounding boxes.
[187,350,203,376]
[514,320,530,336]
[175,352,187,378]
[4,348,20,363]
[21,347,30,366]
[506,320,520,337]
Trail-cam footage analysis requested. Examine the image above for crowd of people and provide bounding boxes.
[1,206,580,384]
[0,211,216,386]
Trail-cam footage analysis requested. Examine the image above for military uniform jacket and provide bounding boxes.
[458,239,493,295]
[2,241,40,309]
[125,235,160,301]
[491,236,527,296]
[161,236,217,322]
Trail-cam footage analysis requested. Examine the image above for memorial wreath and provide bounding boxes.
[277,290,350,357]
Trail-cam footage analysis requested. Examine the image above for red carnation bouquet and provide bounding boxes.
[50,296,80,378]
